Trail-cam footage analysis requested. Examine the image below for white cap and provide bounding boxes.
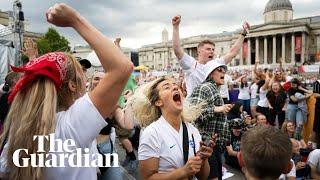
[203,60,227,81]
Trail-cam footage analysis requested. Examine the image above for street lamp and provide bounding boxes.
[13,0,24,66]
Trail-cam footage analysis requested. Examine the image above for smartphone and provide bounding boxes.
[201,133,211,147]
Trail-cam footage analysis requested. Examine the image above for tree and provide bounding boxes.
[37,27,71,55]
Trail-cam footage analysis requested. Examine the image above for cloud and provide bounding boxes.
[0,0,319,49]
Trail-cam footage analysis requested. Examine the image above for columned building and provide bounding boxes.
[138,0,320,70]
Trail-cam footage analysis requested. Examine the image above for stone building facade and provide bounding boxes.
[138,0,320,70]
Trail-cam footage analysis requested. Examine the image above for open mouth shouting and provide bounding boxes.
[172,91,182,106]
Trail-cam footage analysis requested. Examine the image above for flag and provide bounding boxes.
[118,74,137,107]
[295,36,302,54]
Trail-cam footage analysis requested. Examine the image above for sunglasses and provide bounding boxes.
[216,66,226,73]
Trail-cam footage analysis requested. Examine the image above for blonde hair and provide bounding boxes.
[0,53,85,180]
[129,77,204,128]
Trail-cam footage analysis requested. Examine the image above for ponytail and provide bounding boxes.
[0,77,57,180]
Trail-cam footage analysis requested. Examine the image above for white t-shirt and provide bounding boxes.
[257,88,268,107]
[238,86,250,100]
[279,159,296,180]
[138,116,201,173]
[0,93,107,180]
[308,149,320,174]
[220,74,233,100]
[250,83,258,99]
[179,53,225,97]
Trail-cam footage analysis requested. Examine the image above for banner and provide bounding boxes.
[298,65,320,73]
[295,36,302,54]
[243,41,248,59]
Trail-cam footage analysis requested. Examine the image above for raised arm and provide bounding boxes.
[113,107,134,130]
[298,86,313,94]
[172,15,184,60]
[21,38,38,61]
[223,22,250,64]
[279,58,283,72]
[114,37,121,49]
[47,3,133,118]
[234,74,246,84]
[261,74,271,91]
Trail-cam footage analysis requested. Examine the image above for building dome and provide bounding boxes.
[162,28,168,43]
[264,0,293,14]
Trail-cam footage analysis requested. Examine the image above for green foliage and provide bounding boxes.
[36,27,70,55]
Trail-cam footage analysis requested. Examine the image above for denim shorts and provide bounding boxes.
[286,104,306,125]
[97,139,113,154]
[250,98,259,106]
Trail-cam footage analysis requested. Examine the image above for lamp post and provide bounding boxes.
[13,0,24,66]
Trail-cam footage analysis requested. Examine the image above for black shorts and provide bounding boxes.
[208,147,222,179]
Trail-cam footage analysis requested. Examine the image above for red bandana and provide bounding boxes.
[8,52,68,104]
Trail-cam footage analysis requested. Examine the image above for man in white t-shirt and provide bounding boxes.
[308,149,320,179]
[220,74,233,104]
[172,15,250,97]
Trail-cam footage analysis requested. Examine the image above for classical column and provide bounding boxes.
[264,36,268,65]
[317,35,320,53]
[273,36,277,65]
[240,44,243,66]
[153,53,156,69]
[247,38,251,65]
[291,34,295,64]
[301,32,306,62]
[282,34,286,63]
[255,37,259,64]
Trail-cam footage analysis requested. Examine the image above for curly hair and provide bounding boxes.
[129,77,205,128]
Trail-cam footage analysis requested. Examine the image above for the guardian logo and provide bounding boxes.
[12,133,118,167]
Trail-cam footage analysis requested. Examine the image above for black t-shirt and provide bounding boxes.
[267,91,287,111]
[227,133,241,151]
[314,81,320,108]
[287,88,304,105]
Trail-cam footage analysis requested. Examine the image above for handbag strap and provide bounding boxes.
[182,122,189,164]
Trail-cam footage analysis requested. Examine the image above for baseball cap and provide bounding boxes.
[229,118,245,129]
[78,59,92,69]
[203,60,227,80]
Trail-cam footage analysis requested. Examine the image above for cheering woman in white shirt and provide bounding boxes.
[130,77,215,180]
[0,3,133,180]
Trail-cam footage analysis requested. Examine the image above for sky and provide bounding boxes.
[0,0,319,49]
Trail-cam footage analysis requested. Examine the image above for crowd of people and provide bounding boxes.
[0,3,319,180]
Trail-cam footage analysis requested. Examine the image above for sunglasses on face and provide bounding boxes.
[216,67,226,73]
